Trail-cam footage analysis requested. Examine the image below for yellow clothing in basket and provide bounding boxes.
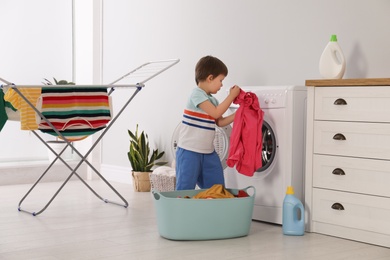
[193,184,235,199]
[4,88,41,130]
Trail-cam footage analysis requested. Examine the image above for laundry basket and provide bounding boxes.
[152,186,255,240]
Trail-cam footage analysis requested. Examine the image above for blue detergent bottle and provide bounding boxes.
[282,186,305,236]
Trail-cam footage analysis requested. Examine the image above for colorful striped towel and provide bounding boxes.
[37,87,112,141]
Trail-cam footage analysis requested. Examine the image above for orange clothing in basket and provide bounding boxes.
[193,184,235,199]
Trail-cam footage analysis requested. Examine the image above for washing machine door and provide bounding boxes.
[257,120,277,172]
[171,123,231,169]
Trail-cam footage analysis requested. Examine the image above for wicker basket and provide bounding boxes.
[149,173,176,192]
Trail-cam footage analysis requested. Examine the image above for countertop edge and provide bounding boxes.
[305,78,390,86]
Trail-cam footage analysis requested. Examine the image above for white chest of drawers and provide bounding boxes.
[305,78,390,248]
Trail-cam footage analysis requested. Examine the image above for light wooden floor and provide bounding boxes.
[0,180,389,260]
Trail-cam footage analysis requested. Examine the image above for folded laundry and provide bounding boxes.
[236,189,249,198]
[179,184,249,199]
[192,184,235,199]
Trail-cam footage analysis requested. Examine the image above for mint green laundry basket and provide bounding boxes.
[152,186,255,240]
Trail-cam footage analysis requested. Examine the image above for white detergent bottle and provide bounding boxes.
[319,34,346,79]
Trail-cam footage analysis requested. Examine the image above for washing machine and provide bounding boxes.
[225,85,307,224]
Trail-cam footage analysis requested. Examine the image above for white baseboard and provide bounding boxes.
[0,160,88,185]
[100,164,133,184]
[0,161,132,186]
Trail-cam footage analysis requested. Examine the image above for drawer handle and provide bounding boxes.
[334,98,347,105]
[332,168,345,176]
[331,203,345,211]
[333,133,346,140]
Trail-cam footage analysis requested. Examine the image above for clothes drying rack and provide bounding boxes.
[0,59,180,216]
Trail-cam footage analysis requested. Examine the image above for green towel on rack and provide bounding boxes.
[0,90,8,131]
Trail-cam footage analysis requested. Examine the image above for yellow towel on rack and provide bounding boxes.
[4,88,41,130]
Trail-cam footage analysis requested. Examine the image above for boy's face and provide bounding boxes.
[208,74,225,94]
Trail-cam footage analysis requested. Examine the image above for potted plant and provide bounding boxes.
[42,77,75,86]
[128,124,167,192]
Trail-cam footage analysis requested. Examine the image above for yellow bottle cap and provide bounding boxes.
[286,186,294,195]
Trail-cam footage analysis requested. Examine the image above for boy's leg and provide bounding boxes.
[197,151,225,189]
[176,148,201,190]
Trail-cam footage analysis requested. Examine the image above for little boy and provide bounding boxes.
[176,55,240,190]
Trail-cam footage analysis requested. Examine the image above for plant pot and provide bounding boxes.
[132,171,151,192]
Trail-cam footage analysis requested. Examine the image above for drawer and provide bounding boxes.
[313,154,390,197]
[314,87,390,122]
[312,188,390,235]
[313,121,390,160]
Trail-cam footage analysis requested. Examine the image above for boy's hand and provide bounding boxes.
[229,85,241,98]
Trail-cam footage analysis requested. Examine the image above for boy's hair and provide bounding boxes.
[195,56,228,85]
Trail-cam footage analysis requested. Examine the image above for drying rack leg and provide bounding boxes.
[16,87,142,216]
[17,131,129,216]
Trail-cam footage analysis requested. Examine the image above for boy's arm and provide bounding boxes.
[199,100,235,127]
[198,85,240,127]
[215,112,235,127]
[198,85,240,119]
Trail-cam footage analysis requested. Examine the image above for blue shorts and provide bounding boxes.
[175,147,224,190]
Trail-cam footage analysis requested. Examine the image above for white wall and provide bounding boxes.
[1,0,390,182]
[0,0,92,185]
[0,0,73,162]
[101,0,390,173]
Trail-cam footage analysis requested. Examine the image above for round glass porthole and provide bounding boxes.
[256,120,277,172]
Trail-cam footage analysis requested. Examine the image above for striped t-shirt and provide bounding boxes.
[177,87,218,153]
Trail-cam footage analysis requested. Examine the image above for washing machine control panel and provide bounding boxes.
[228,86,295,109]
[257,90,286,108]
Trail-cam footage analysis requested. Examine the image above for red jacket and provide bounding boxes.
[227,90,264,176]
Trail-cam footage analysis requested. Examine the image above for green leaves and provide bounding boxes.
[42,77,75,85]
[128,125,167,172]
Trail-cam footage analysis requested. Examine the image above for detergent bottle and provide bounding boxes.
[282,186,305,236]
[319,34,346,79]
